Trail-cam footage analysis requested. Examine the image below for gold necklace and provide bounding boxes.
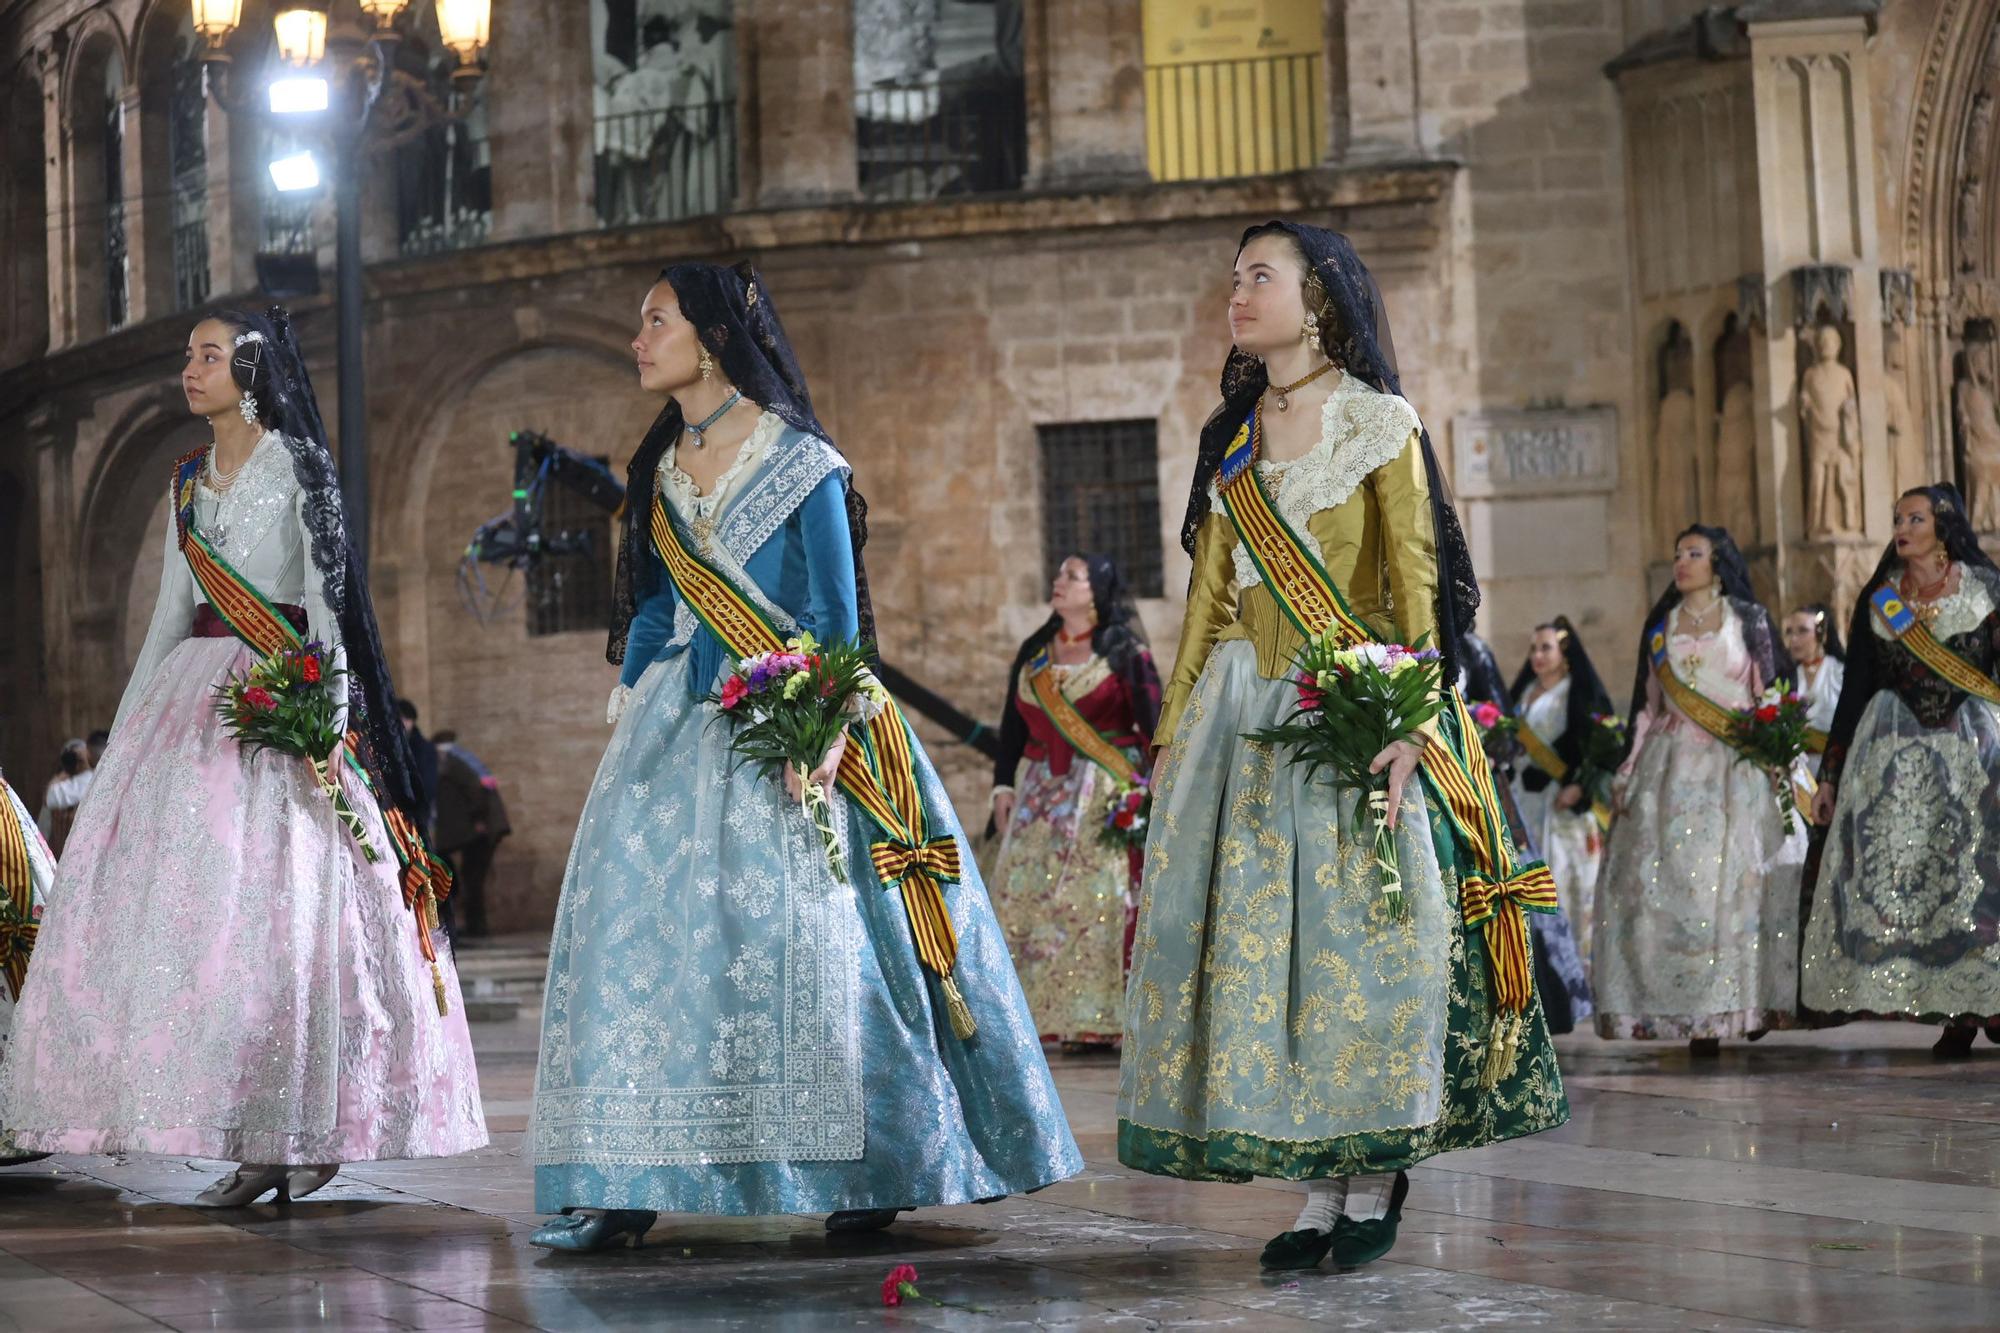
[1268,361,1336,412]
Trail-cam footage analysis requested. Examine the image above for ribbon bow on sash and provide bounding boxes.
[1457,860,1560,1084]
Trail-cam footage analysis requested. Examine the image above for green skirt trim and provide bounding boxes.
[1117,795,1571,1183]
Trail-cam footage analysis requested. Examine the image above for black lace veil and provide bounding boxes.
[1181,222,1480,683]
[608,261,876,666]
[1507,615,1614,786]
[211,305,425,827]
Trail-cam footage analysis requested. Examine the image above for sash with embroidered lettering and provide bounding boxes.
[1869,584,2000,706]
[0,777,38,998]
[1211,408,1555,1081]
[1023,650,1145,788]
[172,447,455,1015]
[650,490,980,1039]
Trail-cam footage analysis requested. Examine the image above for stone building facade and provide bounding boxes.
[1,0,1989,932]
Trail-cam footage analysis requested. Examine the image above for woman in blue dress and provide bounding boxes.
[528,261,1081,1252]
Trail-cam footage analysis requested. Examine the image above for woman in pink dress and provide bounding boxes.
[0,307,486,1205]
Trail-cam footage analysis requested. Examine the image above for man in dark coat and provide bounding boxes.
[432,730,510,939]
[397,699,440,835]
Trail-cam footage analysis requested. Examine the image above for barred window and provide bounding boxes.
[1037,420,1164,598]
[525,457,614,638]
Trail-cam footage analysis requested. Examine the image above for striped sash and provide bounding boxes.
[173,448,455,1015]
[0,778,39,998]
[1870,584,2000,707]
[1023,651,1144,788]
[650,493,979,1040]
[1212,410,1555,1077]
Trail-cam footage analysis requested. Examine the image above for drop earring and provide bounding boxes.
[698,346,715,383]
[239,393,259,425]
[1302,310,1321,346]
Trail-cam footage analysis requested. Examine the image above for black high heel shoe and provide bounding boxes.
[1326,1171,1411,1270]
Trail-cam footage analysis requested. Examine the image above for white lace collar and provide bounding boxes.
[1217,376,1423,589]
[661,409,785,515]
[1873,562,1999,643]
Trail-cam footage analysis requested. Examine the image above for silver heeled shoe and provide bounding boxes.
[287,1164,339,1200]
[194,1164,291,1207]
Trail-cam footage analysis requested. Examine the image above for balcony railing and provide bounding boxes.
[853,75,1026,203]
[396,121,492,258]
[1144,53,1323,183]
[172,171,211,311]
[262,193,316,256]
[104,199,129,331]
[595,102,738,228]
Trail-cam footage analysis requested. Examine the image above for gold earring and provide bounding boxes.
[1302,311,1321,345]
[698,346,715,382]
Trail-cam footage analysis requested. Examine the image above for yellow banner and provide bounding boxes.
[1142,1,1324,180]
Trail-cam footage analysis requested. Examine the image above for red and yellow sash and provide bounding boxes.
[1213,410,1555,1082]
[1515,720,1613,831]
[1023,650,1145,788]
[173,448,454,1016]
[1871,584,2000,707]
[0,777,39,998]
[650,494,979,1040]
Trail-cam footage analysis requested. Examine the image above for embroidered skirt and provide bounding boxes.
[0,637,488,1164]
[531,653,1081,1215]
[986,753,1139,1045]
[1802,692,2000,1021]
[1117,642,1568,1181]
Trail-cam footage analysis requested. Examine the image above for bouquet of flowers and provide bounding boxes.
[1245,634,1446,918]
[1574,712,1628,815]
[1100,778,1150,851]
[213,642,377,860]
[709,632,887,882]
[1730,685,1813,835]
[1469,699,1520,762]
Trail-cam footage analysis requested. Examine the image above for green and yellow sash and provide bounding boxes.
[650,493,980,1040]
[1213,410,1555,1080]
[0,777,39,998]
[1643,616,1751,750]
[1023,650,1145,788]
[1515,718,1613,831]
[1871,584,2000,707]
[173,448,455,1015]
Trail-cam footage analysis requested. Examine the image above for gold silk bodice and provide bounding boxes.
[1157,426,1438,745]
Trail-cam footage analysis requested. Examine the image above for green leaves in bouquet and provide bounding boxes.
[211,643,348,762]
[705,635,882,782]
[1244,634,1446,792]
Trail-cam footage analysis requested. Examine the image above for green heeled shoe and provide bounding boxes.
[1326,1171,1410,1270]
[529,1208,657,1253]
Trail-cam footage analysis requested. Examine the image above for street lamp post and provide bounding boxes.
[193,0,489,565]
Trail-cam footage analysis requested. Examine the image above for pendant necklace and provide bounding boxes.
[686,389,743,449]
[1269,361,1336,413]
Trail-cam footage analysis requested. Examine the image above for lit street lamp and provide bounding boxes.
[194,0,490,564]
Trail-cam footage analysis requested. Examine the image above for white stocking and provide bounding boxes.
[1291,1176,1347,1234]
[1344,1173,1397,1221]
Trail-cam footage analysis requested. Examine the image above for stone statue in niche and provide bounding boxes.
[1956,352,2000,530]
[1800,324,1862,536]
[1652,327,1697,546]
[1883,328,1926,495]
[1714,320,1757,542]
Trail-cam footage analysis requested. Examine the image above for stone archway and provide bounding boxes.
[384,333,658,932]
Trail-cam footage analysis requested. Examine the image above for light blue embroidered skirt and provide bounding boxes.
[532,653,1082,1215]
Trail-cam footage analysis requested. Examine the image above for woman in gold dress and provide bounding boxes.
[1117,222,1568,1273]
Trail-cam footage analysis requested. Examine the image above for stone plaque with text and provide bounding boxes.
[1451,407,1619,498]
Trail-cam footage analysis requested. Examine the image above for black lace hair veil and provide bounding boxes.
[1182,222,1480,684]
[608,261,876,666]
[1625,524,1779,743]
[1507,615,1614,782]
[209,305,426,826]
